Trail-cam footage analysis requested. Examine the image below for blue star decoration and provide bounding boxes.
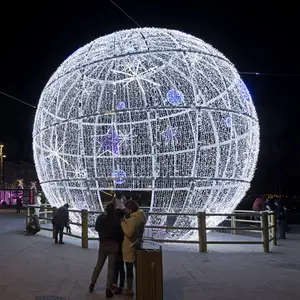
[95,127,120,156]
[161,127,178,145]
[94,126,133,156]
[167,89,184,105]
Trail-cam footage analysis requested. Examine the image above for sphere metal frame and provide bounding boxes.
[33,28,260,239]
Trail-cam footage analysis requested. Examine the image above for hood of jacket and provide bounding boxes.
[131,209,147,224]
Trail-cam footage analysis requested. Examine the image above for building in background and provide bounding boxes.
[3,160,37,188]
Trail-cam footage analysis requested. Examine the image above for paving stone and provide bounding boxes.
[1,213,300,299]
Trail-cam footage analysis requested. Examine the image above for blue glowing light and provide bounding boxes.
[167,89,184,105]
[161,127,178,145]
[117,102,126,110]
[225,117,232,127]
[96,127,120,156]
[112,169,127,185]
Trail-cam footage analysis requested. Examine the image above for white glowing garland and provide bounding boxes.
[33,28,260,240]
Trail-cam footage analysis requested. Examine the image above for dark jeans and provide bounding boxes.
[277,220,286,239]
[125,261,136,290]
[54,226,64,243]
[114,255,125,288]
[16,207,21,214]
[91,243,119,288]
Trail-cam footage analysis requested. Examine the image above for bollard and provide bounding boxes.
[52,206,57,239]
[81,209,89,249]
[261,211,270,253]
[231,215,236,235]
[271,212,277,245]
[198,212,207,253]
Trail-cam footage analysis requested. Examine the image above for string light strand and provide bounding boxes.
[0,90,36,109]
[240,72,300,77]
[109,0,141,27]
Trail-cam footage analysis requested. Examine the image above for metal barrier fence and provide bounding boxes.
[27,205,277,253]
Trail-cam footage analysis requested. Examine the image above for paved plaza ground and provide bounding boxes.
[1,211,300,300]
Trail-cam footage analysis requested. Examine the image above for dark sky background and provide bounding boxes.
[0,1,299,195]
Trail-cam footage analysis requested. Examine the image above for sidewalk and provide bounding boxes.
[1,214,300,299]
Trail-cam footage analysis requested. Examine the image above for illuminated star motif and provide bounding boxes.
[161,127,178,145]
[167,89,184,105]
[112,169,127,185]
[95,127,120,156]
[225,117,232,128]
[94,127,134,156]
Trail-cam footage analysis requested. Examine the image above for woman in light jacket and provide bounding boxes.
[121,200,147,297]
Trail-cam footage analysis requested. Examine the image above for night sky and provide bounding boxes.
[0,1,299,195]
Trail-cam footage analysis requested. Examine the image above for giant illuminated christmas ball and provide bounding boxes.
[33,28,259,239]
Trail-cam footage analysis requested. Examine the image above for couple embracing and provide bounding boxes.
[90,193,147,298]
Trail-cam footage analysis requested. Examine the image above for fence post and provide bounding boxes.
[261,211,269,253]
[44,204,48,223]
[26,205,30,229]
[197,212,207,253]
[231,214,236,235]
[52,206,57,239]
[81,209,88,249]
[271,212,277,245]
[260,212,263,241]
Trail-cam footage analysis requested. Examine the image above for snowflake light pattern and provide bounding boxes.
[33,28,260,240]
[161,127,178,145]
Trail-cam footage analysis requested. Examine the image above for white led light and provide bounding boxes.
[33,28,259,240]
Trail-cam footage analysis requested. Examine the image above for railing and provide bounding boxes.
[27,205,276,253]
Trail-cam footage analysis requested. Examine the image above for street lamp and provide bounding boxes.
[0,144,6,188]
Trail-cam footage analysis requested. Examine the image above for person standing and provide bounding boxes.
[111,208,126,295]
[52,203,70,244]
[121,200,147,297]
[253,196,265,220]
[89,203,123,298]
[16,197,22,214]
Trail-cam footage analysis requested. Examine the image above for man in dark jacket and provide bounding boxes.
[112,208,126,295]
[52,203,70,244]
[16,197,22,214]
[89,203,123,298]
[275,199,286,239]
